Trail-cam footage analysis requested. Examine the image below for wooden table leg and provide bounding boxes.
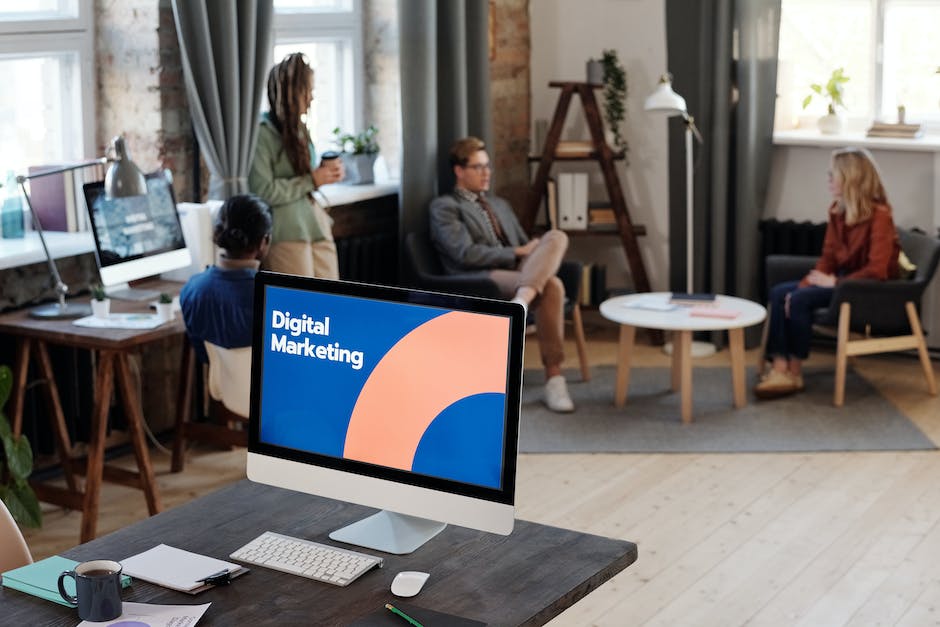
[728,327,746,408]
[677,330,693,424]
[34,341,78,492]
[82,351,114,543]
[114,352,162,516]
[171,340,195,473]
[614,324,636,408]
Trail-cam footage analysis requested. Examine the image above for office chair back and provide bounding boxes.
[205,342,251,419]
[0,499,32,575]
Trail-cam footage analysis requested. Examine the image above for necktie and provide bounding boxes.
[477,195,509,245]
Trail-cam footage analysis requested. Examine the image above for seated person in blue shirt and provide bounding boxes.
[180,194,272,363]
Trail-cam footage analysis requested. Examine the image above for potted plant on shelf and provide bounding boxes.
[802,67,849,135]
[90,283,110,319]
[0,365,42,527]
[156,292,174,323]
[601,49,628,153]
[333,125,379,185]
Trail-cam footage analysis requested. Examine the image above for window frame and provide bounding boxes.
[0,1,95,168]
[271,0,364,145]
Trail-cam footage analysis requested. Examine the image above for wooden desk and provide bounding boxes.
[0,480,637,626]
[0,281,185,542]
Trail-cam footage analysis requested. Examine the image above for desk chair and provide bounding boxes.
[404,231,590,381]
[760,228,940,406]
[0,500,32,574]
[172,340,250,472]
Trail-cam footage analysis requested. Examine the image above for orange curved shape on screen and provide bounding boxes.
[343,311,510,470]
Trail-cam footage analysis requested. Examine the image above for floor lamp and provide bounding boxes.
[644,74,715,357]
[17,136,147,319]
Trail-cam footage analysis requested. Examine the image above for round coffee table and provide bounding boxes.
[599,293,767,423]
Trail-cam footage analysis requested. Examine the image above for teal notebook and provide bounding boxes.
[1,555,132,607]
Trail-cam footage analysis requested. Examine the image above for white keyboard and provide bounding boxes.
[230,531,384,586]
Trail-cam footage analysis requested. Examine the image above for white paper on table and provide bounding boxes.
[622,296,678,312]
[76,601,211,627]
[72,313,165,330]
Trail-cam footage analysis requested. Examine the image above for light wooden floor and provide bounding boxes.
[22,317,940,627]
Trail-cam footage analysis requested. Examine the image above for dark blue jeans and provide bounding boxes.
[766,281,834,361]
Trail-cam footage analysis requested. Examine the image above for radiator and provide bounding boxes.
[757,219,826,299]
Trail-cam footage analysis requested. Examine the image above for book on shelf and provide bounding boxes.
[555,140,594,157]
[865,121,923,139]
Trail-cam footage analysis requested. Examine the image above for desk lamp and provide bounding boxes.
[644,74,715,357]
[17,136,147,319]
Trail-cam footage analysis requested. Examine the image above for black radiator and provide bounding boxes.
[758,219,826,299]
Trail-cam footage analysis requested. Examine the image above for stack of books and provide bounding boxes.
[865,121,923,139]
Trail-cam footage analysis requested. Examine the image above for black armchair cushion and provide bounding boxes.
[764,228,940,336]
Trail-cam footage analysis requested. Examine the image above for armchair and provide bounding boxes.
[404,231,590,381]
[761,228,939,406]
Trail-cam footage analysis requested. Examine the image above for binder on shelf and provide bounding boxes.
[558,173,588,230]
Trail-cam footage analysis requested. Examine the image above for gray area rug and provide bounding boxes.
[520,366,936,453]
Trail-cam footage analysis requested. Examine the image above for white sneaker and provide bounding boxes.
[544,375,575,413]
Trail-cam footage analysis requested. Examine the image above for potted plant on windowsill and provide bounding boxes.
[0,365,42,527]
[333,125,379,185]
[803,67,849,135]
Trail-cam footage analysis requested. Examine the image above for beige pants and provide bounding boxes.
[488,230,568,369]
[262,202,339,279]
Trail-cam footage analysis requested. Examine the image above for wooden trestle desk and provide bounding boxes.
[0,281,186,542]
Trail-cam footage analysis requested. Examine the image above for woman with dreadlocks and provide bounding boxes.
[249,52,344,278]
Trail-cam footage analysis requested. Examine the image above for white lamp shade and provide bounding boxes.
[644,74,687,116]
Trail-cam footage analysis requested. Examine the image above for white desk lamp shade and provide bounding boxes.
[644,74,687,116]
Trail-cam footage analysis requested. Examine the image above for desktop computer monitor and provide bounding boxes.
[247,272,525,554]
[83,171,191,300]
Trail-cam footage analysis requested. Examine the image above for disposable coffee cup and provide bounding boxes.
[58,559,123,622]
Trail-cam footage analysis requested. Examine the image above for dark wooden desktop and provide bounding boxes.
[0,280,186,542]
[0,480,636,626]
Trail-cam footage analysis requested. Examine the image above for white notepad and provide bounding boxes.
[120,544,247,594]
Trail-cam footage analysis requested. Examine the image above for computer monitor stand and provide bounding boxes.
[329,510,446,555]
[105,281,161,302]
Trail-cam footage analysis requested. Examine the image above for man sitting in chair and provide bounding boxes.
[180,194,272,365]
[429,136,574,413]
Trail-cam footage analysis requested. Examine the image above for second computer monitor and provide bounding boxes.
[83,172,191,299]
[247,272,525,554]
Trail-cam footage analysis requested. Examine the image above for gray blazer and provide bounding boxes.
[429,192,529,275]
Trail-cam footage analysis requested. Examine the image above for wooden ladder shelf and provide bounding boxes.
[522,81,653,298]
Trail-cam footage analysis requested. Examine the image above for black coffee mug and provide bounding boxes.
[58,559,123,622]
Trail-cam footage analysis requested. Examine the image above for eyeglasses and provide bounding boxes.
[463,163,492,172]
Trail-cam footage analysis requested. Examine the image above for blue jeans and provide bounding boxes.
[766,281,834,361]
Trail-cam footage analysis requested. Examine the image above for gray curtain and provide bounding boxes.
[171,0,273,199]
[398,0,491,243]
[666,0,781,343]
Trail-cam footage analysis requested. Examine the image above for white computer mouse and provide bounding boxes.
[390,571,430,597]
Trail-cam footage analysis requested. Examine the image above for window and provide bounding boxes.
[777,0,940,130]
[0,1,93,174]
[271,0,363,154]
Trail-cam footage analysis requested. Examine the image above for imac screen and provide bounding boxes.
[83,174,186,268]
[252,275,522,500]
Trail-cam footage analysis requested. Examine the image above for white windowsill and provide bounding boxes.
[774,129,940,153]
[0,231,96,271]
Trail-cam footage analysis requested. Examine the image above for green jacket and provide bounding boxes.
[248,117,324,243]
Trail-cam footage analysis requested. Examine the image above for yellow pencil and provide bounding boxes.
[385,603,424,627]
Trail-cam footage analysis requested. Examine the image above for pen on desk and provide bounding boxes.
[385,603,424,627]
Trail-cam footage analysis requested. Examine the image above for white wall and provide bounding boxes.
[529,0,669,292]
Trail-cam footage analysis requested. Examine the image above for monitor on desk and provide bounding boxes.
[82,171,191,300]
[247,272,524,554]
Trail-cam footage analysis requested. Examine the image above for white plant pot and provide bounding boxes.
[817,112,844,135]
[91,298,111,319]
[155,302,174,323]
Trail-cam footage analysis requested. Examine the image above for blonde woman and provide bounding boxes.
[756,147,900,399]
[249,52,344,278]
